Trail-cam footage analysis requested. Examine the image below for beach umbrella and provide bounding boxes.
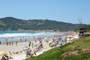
[37,40,41,43]
[34,42,40,47]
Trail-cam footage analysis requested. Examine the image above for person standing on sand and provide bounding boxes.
[16,41,18,46]
[5,39,8,46]
[6,42,8,46]
[29,41,31,47]
[32,42,33,48]
[0,41,1,45]
[39,40,43,48]
[26,49,32,58]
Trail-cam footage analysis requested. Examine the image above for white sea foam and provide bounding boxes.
[0,32,45,38]
[0,32,60,42]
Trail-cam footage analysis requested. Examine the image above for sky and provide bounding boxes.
[0,0,90,24]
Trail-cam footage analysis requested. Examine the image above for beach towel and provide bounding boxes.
[22,46,30,51]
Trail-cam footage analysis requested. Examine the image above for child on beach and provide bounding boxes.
[26,49,32,58]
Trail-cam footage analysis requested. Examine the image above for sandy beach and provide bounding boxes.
[0,32,79,60]
[0,39,53,60]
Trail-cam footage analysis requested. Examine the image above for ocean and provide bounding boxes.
[0,32,63,43]
[0,31,38,34]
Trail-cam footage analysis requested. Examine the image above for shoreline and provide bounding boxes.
[0,32,79,60]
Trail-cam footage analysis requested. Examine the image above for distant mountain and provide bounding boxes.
[0,17,87,31]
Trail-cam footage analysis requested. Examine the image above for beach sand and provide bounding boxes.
[0,39,52,60]
[0,33,79,60]
[0,42,29,52]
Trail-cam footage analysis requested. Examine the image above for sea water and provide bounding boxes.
[0,32,64,43]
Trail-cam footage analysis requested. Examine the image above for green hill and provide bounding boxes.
[26,37,90,60]
[0,17,82,31]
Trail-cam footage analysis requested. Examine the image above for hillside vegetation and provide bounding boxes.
[0,17,81,31]
[27,37,90,60]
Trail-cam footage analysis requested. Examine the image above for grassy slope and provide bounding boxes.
[26,37,90,60]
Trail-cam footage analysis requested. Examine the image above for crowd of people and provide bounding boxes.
[24,36,64,58]
[25,40,43,58]
[0,32,78,60]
